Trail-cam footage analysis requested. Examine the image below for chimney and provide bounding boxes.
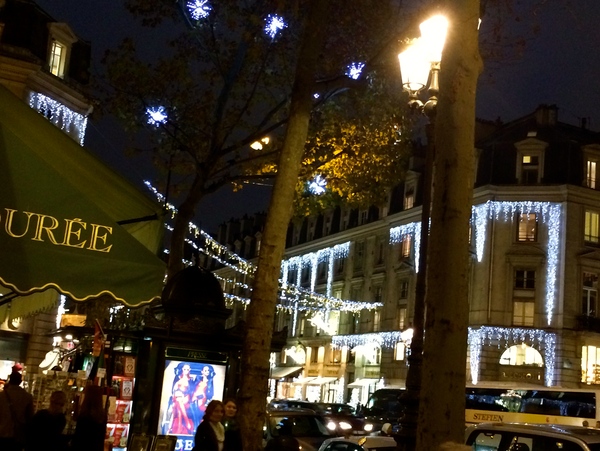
[535,104,558,126]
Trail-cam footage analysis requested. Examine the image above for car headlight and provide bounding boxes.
[339,421,352,430]
[364,423,374,432]
[327,421,337,431]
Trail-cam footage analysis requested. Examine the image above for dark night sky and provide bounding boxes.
[34,0,600,233]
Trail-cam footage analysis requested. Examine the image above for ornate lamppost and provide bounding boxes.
[395,14,448,451]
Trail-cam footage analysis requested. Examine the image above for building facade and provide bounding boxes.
[213,105,600,406]
[0,0,93,378]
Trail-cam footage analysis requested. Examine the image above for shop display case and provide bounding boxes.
[107,355,136,451]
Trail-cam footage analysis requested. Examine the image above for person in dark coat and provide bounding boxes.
[222,398,243,451]
[26,390,68,451]
[70,385,107,451]
[0,369,34,451]
[193,400,225,451]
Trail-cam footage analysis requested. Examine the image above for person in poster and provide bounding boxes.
[160,360,225,451]
[191,364,215,418]
[168,363,197,435]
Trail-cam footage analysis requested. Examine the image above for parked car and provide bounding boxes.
[264,408,333,451]
[465,422,600,451]
[317,435,397,451]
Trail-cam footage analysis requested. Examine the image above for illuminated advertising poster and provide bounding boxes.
[158,359,226,451]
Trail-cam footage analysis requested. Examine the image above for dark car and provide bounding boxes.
[264,408,333,451]
[315,403,373,436]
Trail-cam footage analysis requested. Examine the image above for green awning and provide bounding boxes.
[0,85,166,319]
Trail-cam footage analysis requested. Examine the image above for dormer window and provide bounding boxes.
[583,145,600,190]
[515,138,547,185]
[49,40,67,78]
[47,23,78,80]
[521,154,539,184]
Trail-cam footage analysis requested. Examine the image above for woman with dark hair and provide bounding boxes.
[192,400,225,451]
[71,385,107,451]
[192,364,215,417]
[222,398,243,451]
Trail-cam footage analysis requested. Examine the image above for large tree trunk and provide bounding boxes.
[416,1,482,450]
[236,2,330,451]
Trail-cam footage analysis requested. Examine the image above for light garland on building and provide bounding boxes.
[471,201,562,325]
[389,222,421,272]
[331,331,408,350]
[28,92,88,145]
[468,326,556,387]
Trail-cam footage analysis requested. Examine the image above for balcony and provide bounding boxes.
[576,315,600,333]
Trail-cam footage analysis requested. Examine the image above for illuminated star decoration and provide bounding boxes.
[187,0,211,20]
[146,106,168,127]
[264,14,287,39]
[308,175,327,195]
[346,62,365,80]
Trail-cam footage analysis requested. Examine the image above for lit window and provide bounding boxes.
[499,344,543,366]
[517,213,538,242]
[394,342,406,361]
[49,40,67,78]
[587,159,597,189]
[400,235,412,259]
[583,272,599,317]
[398,306,407,330]
[328,311,340,336]
[521,154,539,184]
[513,269,535,326]
[582,345,600,384]
[585,210,600,244]
[330,348,342,364]
[513,300,534,326]
[373,310,381,332]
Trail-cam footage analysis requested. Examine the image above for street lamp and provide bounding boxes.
[396,14,448,451]
[399,15,448,116]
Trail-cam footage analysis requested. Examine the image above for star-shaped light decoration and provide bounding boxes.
[346,62,365,80]
[187,0,211,20]
[146,106,168,127]
[308,175,327,195]
[264,14,287,39]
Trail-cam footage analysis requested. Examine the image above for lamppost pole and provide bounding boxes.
[395,15,447,451]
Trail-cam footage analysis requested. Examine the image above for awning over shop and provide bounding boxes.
[348,378,380,388]
[293,377,316,385]
[270,366,303,379]
[0,85,166,320]
[307,377,338,385]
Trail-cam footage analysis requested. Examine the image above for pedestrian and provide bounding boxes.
[192,400,226,451]
[70,385,107,451]
[222,398,243,451]
[26,390,68,451]
[0,368,34,451]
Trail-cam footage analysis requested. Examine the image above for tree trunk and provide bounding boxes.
[416,1,482,450]
[237,2,330,451]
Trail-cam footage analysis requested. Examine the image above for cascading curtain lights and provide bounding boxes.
[471,201,562,325]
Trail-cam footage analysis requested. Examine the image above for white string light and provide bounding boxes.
[468,326,556,387]
[471,201,562,325]
[29,92,88,145]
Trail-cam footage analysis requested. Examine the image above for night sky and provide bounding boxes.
[34,0,600,232]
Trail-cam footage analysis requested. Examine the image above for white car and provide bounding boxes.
[317,435,397,451]
[465,422,600,451]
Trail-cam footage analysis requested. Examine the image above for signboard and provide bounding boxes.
[157,354,227,451]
